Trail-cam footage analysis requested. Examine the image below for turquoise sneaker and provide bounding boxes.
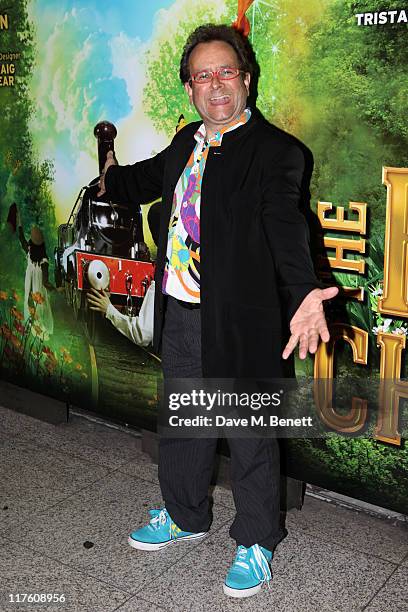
[128,508,207,551]
[223,544,273,598]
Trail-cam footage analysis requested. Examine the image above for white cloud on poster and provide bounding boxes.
[30,7,133,220]
[28,0,227,222]
[152,0,227,39]
[109,32,168,163]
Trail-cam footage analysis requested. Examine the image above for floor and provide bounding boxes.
[0,405,407,612]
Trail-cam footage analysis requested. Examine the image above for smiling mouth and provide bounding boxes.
[209,95,231,105]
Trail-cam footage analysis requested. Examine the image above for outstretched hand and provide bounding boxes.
[282,286,339,360]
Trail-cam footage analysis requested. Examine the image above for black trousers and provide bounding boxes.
[158,296,286,551]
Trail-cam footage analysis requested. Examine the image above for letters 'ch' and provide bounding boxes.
[315,168,408,446]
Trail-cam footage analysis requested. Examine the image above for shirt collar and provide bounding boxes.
[194,108,252,147]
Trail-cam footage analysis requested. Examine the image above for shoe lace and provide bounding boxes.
[234,545,250,570]
[148,508,179,540]
[233,544,272,588]
[149,508,169,529]
[250,544,272,588]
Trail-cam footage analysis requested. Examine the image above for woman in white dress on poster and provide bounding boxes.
[16,208,54,340]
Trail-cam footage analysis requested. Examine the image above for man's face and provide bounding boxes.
[184,40,250,136]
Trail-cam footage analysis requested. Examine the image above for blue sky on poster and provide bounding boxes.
[27,0,226,221]
[30,0,175,42]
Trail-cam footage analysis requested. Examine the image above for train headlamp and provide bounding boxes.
[87,259,110,291]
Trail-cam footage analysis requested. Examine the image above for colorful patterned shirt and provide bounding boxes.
[162,108,251,302]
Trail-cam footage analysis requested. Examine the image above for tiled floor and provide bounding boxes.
[0,406,407,612]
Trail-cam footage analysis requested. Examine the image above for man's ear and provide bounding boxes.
[184,81,193,104]
[244,72,251,96]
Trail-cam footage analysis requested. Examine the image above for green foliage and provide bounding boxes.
[287,434,408,513]
[298,0,408,233]
[0,288,90,401]
[143,3,232,137]
[0,0,57,296]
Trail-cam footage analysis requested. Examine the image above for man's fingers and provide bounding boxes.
[298,333,309,360]
[307,329,320,354]
[282,333,299,360]
[97,176,106,197]
[283,287,336,359]
[282,346,292,360]
[316,320,330,343]
[283,324,330,359]
[320,286,339,302]
[97,151,117,196]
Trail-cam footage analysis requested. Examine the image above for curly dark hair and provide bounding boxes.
[179,24,257,84]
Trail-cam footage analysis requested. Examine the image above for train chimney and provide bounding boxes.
[94,121,117,175]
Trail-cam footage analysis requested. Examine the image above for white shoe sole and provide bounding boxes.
[128,531,207,551]
[223,583,262,598]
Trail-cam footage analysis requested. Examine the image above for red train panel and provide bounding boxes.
[75,251,155,297]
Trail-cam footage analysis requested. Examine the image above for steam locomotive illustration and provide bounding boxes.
[54,121,155,342]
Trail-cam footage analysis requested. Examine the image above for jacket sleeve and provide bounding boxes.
[261,143,322,321]
[104,147,169,204]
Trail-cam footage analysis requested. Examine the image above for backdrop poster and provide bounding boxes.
[0,1,407,513]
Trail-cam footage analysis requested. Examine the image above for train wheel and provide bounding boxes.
[65,264,84,322]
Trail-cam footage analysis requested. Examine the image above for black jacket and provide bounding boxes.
[105,110,320,377]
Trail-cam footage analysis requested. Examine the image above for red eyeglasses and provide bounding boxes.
[188,67,245,85]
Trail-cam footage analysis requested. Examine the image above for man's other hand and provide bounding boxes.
[97,150,117,197]
[282,286,339,360]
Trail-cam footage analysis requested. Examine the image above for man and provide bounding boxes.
[98,24,337,598]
